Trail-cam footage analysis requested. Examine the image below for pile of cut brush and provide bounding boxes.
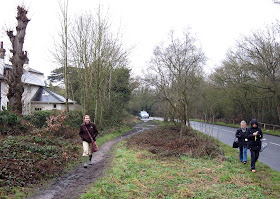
[127,125,223,158]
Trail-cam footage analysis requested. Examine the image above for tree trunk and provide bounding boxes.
[108,69,112,110]
[63,0,69,113]
[185,105,191,129]
[164,101,169,122]
[7,6,30,115]
[273,94,280,124]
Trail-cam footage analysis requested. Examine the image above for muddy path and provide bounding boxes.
[27,120,157,199]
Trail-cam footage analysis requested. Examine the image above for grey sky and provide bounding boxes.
[1,0,280,78]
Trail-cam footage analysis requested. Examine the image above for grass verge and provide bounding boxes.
[190,119,280,137]
[81,126,280,199]
[96,126,133,148]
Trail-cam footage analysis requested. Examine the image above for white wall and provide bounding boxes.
[31,102,76,113]
[31,103,52,112]
[59,103,76,111]
[22,85,40,115]
[0,81,8,110]
[0,59,4,75]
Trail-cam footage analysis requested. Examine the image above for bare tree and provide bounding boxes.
[6,6,30,115]
[52,0,70,112]
[205,23,280,124]
[68,6,130,125]
[147,30,206,130]
[236,26,280,122]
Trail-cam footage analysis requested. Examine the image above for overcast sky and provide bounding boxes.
[1,0,280,78]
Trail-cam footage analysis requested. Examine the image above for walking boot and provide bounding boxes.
[89,155,93,165]
[83,156,88,168]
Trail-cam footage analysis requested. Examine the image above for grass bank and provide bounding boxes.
[82,125,280,199]
[190,119,280,137]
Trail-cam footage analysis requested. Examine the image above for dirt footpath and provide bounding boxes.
[27,120,157,199]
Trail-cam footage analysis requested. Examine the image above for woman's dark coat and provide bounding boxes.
[247,119,263,151]
[235,128,248,148]
[79,122,98,143]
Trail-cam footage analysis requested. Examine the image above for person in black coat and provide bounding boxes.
[248,119,263,172]
[235,120,248,164]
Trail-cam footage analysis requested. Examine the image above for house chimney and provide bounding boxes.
[23,51,30,71]
[0,41,6,59]
[24,51,29,64]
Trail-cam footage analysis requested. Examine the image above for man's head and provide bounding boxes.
[84,115,90,124]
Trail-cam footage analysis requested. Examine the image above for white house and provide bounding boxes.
[0,41,77,114]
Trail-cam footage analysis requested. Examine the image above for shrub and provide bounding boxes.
[24,110,83,129]
[0,110,20,125]
[66,110,83,128]
[0,133,80,190]
[41,111,78,139]
[0,111,25,136]
[23,111,52,128]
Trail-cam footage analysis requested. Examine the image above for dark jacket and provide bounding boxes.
[79,122,98,143]
[247,119,263,151]
[235,128,248,148]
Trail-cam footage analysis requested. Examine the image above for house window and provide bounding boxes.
[35,107,42,111]
[53,104,57,109]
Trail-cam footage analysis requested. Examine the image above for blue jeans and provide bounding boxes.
[239,147,247,162]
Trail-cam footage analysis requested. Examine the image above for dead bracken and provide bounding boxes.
[127,124,224,158]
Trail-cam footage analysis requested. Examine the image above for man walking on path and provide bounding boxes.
[79,115,98,168]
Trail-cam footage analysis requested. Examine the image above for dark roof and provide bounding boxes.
[31,87,75,104]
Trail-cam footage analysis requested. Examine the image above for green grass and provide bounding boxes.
[191,119,280,137]
[96,126,132,147]
[262,129,280,137]
[81,132,280,199]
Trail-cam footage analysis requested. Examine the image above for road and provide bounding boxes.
[147,117,280,172]
[190,121,280,172]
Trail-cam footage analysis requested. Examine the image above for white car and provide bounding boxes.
[139,111,149,119]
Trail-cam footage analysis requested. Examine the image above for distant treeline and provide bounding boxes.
[130,23,280,126]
